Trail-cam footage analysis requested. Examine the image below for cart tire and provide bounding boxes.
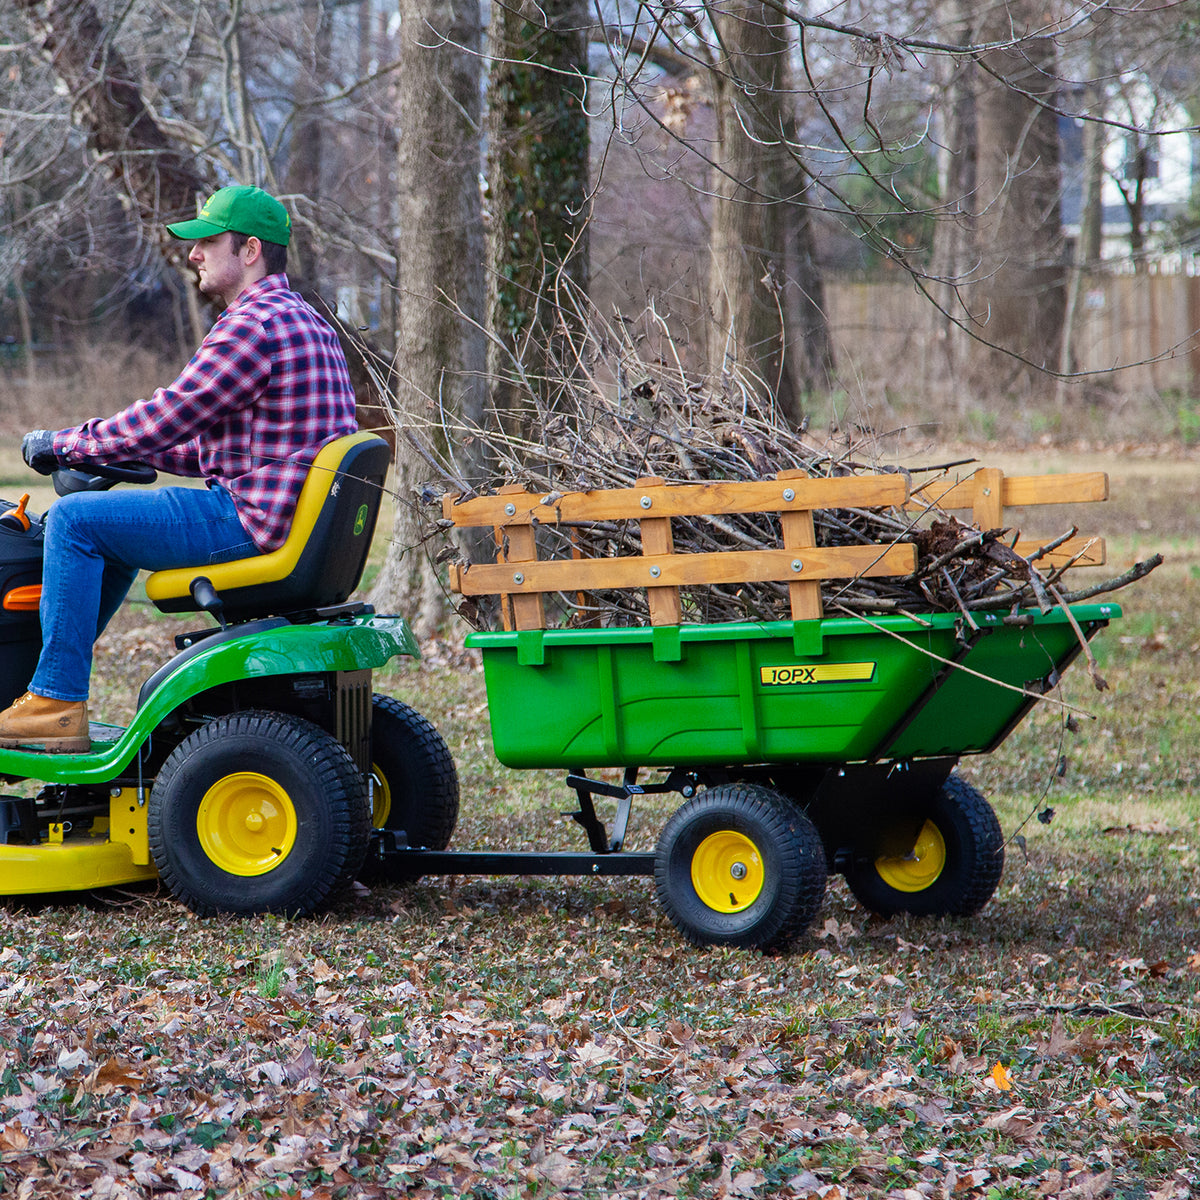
[654,783,826,952]
[360,695,459,883]
[148,711,371,916]
[842,774,1003,918]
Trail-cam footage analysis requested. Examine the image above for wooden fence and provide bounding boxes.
[826,272,1200,394]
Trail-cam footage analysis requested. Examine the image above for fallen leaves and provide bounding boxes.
[0,802,1195,1199]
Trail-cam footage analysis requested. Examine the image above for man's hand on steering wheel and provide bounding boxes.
[22,430,59,476]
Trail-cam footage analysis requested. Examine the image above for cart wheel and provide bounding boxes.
[148,711,371,916]
[359,695,459,883]
[654,783,826,952]
[842,774,1004,918]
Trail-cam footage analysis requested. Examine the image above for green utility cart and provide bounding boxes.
[374,466,1121,953]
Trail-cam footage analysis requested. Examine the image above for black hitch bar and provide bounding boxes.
[367,766,699,881]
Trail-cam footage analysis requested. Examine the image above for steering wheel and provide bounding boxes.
[53,462,158,497]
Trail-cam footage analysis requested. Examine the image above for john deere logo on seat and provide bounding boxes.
[353,504,368,536]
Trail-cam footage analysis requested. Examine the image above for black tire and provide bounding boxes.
[359,695,459,884]
[654,783,827,952]
[148,710,371,916]
[842,773,1004,918]
[367,695,458,846]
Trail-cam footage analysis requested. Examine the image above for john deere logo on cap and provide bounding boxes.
[354,505,368,536]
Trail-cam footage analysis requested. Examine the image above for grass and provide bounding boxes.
[0,395,1196,1194]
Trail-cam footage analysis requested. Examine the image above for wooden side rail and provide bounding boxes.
[910,468,1107,568]
[445,467,1110,632]
[451,473,909,525]
[445,473,916,631]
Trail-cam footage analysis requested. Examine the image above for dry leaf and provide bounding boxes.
[982,1105,1045,1140]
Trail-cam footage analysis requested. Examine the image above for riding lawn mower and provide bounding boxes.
[0,432,458,916]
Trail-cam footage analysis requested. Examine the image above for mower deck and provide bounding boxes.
[0,788,158,894]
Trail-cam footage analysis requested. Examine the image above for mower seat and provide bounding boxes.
[145,431,391,621]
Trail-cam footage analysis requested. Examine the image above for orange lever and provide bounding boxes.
[0,494,31,533]
[2,585,41,612]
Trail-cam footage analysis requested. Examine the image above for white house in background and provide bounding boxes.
[1062,77,1199,269]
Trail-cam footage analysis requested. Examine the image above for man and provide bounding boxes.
[0,184,357,751]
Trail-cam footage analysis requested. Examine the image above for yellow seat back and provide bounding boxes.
[145,432,391,619]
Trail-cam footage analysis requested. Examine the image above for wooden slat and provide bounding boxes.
[778,468,822,620]
[1013,536,1106,567]
[972,466,1005,530]
[911,470,1109,511]
[493,484,545,631]
[450,542,917,597]
[638,476,683,625]
[1000,471,1109,505]
[443,473,909,527]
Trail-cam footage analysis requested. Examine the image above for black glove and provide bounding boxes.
[21,430,58,475]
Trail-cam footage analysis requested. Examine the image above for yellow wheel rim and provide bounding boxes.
[196,772,298,877]
[691,830,765,913]
[369,763,392,828]
[875,820,947,892]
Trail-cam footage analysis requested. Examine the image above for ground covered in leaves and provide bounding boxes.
[1,848,1198,1200]
[0,447,1195,1199]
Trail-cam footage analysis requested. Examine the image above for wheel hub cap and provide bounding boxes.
[196,772,298,877]
[368,762,392,828]
[875,819,947,892]
[691,830,764,913]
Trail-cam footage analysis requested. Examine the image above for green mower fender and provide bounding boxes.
[0,614,420,784]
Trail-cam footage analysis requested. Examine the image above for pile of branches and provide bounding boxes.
[409,304,1160,631]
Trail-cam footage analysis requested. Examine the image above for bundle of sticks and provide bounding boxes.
[406,305,1160,631]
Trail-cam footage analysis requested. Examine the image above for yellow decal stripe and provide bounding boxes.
[760,662,876,686]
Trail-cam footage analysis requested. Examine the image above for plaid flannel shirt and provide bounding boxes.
[53,275,357,552]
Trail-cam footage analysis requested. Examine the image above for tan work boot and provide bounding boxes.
[0,691,90,753]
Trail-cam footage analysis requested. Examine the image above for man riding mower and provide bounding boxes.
[0,435,455,916]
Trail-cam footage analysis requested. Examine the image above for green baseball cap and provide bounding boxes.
[166,185,291,246]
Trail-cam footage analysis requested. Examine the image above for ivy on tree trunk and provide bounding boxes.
[486,0,590,430]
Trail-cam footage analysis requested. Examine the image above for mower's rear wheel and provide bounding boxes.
[842,773,1004,917]
[360,695,459,883]
[148,711,371,916]
[654,783,826,952]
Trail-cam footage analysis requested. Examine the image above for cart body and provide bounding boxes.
[469,604,1118,769]
[420,466,1130,950]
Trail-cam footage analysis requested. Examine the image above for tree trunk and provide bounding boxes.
[369,0,486,633]
[966,4,1066,391]
[928,0,977,389]
[1078,45,1106,270]
[13,263,36,387]
[706,1,828,424]
[1058,27,1105,395]
[781,113,835,395]
[486,0,590,431]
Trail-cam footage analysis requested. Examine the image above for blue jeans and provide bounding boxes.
[32,485,259,702]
